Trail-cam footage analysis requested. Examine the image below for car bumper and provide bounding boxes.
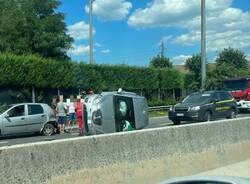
[169,111,202,122]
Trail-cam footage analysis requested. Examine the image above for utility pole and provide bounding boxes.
[201,0,206,90]
[160,39,166,58]
[89,0,94,64]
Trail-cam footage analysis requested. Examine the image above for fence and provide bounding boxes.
[148,105,171,112]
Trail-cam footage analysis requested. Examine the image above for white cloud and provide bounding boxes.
[67,21,95,41]
[95,43,102,47]
[171,54,192,65]
[207,31,250,52]
[101,49,110,54]
[128,0,250,54]
[174,30,250,52]
[68,44,89,56]
[173,4,250,52]
[86,0,132,22]
[128,0,232,28]
[173,31,200,46]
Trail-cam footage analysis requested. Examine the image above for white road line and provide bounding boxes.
[0,141,8,144]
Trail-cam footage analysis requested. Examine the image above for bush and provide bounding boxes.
[0,53,77,88]
[148,98,177,107]
[0,53,183,93]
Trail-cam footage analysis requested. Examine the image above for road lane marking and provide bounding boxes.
[0,141,8,144]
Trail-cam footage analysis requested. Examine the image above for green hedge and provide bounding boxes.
[0,54,78,88]
[148,98,177,107]
[78,63,160,91]
[0,53,183,91]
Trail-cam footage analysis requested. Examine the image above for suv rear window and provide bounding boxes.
[28,105,44,115]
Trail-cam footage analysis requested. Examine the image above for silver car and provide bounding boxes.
[0,103,57,136]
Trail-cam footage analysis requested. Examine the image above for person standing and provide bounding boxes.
[75,95,84,136]
[51,97,57,117]
[56,95,67,134]
[68,95,76,132]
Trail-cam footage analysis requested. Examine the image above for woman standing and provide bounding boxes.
[75,96,84,136]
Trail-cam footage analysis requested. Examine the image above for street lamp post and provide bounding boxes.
[201,0,206,90]
[89,0,94,64]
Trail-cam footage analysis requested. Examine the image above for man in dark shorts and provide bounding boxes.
[56,95,67,133]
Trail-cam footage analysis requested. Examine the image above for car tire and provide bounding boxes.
[173,120,181,125]
[203,111,211,122]
[42,123,55,136]
[227,109,237,119]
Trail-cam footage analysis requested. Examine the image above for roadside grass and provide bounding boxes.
[149,110,168,117]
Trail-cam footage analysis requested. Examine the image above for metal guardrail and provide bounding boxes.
[148,105,171,112]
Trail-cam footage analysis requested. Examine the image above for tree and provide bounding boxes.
[184,73,200,91]
[205,48,248,90]
[150,55,172,68]
[185,54,201,76]
[0,0,73,59]
[215,47,248,69]
[184,54,203,90]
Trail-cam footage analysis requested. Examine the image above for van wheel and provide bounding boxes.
[203,111,211,122]
[173,120,180,125]
[42,123,55,136]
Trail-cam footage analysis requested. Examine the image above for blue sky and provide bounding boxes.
[59,0,250,66]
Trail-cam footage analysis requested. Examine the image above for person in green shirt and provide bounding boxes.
[56,95,67,134]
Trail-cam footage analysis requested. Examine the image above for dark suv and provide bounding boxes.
[169,91,237,125]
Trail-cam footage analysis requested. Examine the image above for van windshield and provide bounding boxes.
[183,93,212,104]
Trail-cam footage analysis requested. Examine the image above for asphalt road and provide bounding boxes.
[0,113,249,147]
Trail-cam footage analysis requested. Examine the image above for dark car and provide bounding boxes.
[169,91,237,125]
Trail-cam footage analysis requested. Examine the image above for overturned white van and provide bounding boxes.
[83,90,149,135]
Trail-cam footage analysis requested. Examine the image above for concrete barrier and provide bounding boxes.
[1,118,250,184]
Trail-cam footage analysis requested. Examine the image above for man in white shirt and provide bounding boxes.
[67,95,76,132]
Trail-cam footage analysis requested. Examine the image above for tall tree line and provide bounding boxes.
[0,0,72,59]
